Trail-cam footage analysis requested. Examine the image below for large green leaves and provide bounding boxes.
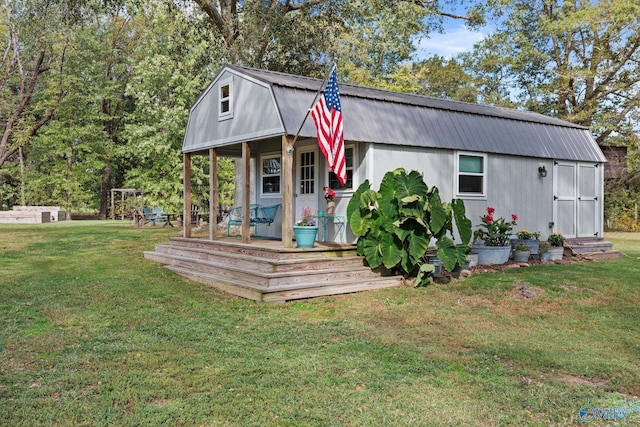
[347,168,472,284]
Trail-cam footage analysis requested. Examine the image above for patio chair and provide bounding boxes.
[152,206,168,226]
[255,204,281,236]
[226,205,259,236]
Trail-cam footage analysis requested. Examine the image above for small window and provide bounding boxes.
[328,145,355,190]
[218,78,233,120]
[261,154,281,196]
[456,152,486,197]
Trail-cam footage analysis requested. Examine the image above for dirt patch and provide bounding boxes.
[552,284,591,292]
[511,281,547,300]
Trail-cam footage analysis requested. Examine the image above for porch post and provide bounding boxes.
[281,135,294,248]
[209,148,218,240]
[241,142,251,244]
[183,152,192,238]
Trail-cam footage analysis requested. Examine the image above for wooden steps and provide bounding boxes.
[566,238,622,260]
[144,237,403,302]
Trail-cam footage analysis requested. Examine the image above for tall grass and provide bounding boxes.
[1,222,638,426]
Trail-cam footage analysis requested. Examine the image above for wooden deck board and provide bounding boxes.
[145,237,402,302]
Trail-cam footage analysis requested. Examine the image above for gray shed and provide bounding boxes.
[182,65,606,245]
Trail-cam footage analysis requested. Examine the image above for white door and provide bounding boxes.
[296,146,318,219]
[553,161,601,238]
[577,163,600,238]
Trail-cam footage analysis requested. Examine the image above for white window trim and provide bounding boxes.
[326,143,357,194]
[218,78,233,121]
[260,152,282,198]
[454,151,487,199]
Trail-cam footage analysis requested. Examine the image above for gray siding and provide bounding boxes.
[183,70,284,153]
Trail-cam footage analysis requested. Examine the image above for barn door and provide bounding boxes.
[553,161,600,238]
[576,163,600,238]
[553,161,577,237]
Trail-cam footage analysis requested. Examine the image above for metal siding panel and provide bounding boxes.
[187,66,606,163]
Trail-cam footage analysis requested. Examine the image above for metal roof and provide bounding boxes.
[227,65,606,162]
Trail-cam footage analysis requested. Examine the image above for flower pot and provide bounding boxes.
[512,250,530,262]
[425,254,442,275]
[512,238,540,255]
[472,244,511,265]
[466,253,479,268]
[293,225,318,248]
[547,246,564,261]
[326,200,335,216]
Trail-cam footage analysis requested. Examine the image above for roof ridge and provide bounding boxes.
[224,64,587,130]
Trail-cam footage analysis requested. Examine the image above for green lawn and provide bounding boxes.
[1,222,639,426]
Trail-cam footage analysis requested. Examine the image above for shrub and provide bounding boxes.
[347,168,472,286]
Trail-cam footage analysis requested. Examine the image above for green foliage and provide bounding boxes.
[347,168,471,286]
[465,0,640,144]
[473,207,518,247]
[547,232,565,247]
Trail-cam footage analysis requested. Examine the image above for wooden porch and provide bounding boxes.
[144,236,403,302]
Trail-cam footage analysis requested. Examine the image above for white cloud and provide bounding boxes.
[414,25,489,60]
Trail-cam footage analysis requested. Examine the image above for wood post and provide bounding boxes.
[241,142,251,244]
[209,148,218,240]
[281,135,294,248]
[183,153,192,238]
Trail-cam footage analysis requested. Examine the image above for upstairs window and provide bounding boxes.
[456,152,486,197]
[218,78,233,120]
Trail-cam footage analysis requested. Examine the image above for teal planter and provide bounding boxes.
[293,225,318,248]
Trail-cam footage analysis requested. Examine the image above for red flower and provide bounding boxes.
[484,214,494,224]
[487,207,495,215]
[511,214,518,221]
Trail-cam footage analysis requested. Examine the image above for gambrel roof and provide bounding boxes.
[184,65,606,163]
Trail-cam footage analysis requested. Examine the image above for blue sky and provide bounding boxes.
[414,23,491,59]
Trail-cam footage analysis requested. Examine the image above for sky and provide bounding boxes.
[414,23,490,60]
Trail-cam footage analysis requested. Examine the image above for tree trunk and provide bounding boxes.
[99,159,111,219]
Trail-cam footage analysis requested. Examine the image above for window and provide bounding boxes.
[456,152,486,197]
[328,145,355,190]
[261,154,281,196]
[218,78,233,120]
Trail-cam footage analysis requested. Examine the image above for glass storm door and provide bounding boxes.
[296,147,318,220]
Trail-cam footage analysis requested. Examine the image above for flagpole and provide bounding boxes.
[290,63,337,149]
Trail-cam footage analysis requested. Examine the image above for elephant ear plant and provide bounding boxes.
[347,168,472,287]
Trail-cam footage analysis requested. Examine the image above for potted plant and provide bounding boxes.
[471,207,518,265]
[513,229,541,254]
[546,232,565,260]
[512,243,531,262]
[323,186,336,216]
[539,244,551,261]
[292,207,318,248]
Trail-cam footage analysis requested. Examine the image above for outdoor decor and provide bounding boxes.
[512,244,531,262]
[546,232,565,260]
[512,230,541,254]
[293,207,318,248]
[472,207,518,265]
[323,186,336,216]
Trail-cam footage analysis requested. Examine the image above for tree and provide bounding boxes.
[193,0,483,79]
[0,1,69,170]
[465,0,640,143]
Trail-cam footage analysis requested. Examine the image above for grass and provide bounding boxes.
[1,221,639,426]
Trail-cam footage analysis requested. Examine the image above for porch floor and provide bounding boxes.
[144,236,403,302]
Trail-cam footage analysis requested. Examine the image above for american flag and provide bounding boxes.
[311,67,346,185]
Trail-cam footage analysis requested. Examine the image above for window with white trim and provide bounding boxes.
[260,153,281,196]
[218,78,233,120]
[328,145,355,191]
[456,152,486,197]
